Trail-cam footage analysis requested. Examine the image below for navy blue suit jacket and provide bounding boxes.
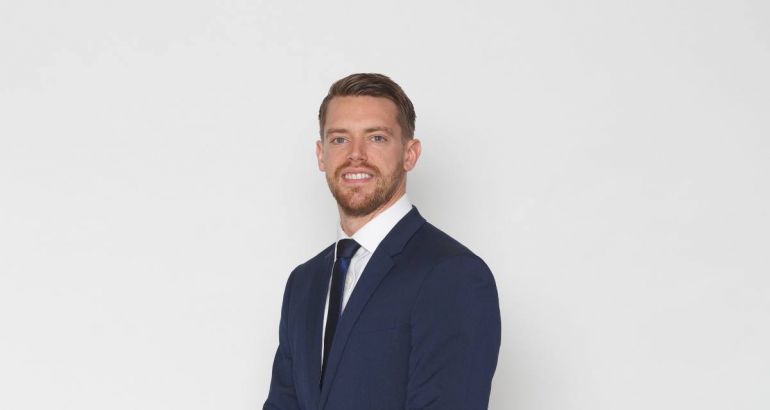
[264,207,501,410]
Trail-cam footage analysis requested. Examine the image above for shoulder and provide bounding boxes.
[408,223,499,326]
[284,243,335,285]
[412,222,490,269]
[300,242,335,269]
[409,222,496,286]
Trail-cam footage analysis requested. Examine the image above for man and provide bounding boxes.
[264,73,501,410]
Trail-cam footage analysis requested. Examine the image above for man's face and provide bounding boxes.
[316,96,420,218]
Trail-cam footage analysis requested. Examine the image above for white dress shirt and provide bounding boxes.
[321,194,413,355]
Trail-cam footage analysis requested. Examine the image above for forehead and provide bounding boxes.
[324,96,400,130]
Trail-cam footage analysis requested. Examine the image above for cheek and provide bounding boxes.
[323,151,345,171]
[373,147,402,167]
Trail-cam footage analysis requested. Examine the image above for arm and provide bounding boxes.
[407,254,502,410]
[263,270,301,410]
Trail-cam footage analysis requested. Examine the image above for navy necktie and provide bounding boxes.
[321,238,361,387]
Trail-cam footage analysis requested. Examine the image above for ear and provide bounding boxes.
[403,138,421,172]
[316,139,326,172]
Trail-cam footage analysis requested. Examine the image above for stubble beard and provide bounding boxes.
[327,163,404,218]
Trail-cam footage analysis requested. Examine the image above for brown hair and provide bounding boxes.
[318,73,416,139]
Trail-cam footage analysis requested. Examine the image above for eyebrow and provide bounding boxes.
[363,126,394,134]
[324,126,395,138]
[325,128,349,136]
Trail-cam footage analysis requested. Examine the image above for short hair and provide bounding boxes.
[318,73,416,139]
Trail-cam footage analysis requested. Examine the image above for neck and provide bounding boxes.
[339,189,405,236]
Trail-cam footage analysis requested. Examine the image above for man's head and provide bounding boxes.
[318,73,416,140]
[316,73,421,219]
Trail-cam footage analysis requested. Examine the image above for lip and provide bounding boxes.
[339,168,376,184]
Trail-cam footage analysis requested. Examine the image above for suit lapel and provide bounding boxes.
[319,207,426,408]
[302,248,333,408]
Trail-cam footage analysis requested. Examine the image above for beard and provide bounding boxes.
[326,162,404,218]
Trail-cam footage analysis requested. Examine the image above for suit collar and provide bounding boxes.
[335,194,413,255]
[377,205,426,256]
[324,205,424,260]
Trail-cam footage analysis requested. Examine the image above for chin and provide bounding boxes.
[328,175,403,218]
[334,192,382,217]
[341,199,378,216]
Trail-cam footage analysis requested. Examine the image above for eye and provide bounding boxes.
[370,135,386,142]
[330,136,347,144]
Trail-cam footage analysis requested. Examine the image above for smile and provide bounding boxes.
[343,173,372,180]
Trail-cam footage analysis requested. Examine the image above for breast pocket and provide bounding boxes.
[354,322,411,335]
[347,319,411,367]
[352,315,411,335]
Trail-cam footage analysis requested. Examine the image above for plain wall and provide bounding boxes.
[1,0,768,409]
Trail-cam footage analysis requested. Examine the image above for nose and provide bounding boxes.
[347,137,366,162]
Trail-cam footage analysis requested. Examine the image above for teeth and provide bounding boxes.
[344,173,372,180]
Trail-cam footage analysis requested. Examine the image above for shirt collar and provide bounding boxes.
[336,194,413,254]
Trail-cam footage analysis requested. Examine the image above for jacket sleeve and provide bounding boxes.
[406,254,501,410]
[263,269,301,410]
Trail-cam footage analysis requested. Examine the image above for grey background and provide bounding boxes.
[1,0,768,409]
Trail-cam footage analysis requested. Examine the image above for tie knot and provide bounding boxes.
[336,239,361,259]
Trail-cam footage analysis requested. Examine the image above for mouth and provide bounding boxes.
[342,172,373,183]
